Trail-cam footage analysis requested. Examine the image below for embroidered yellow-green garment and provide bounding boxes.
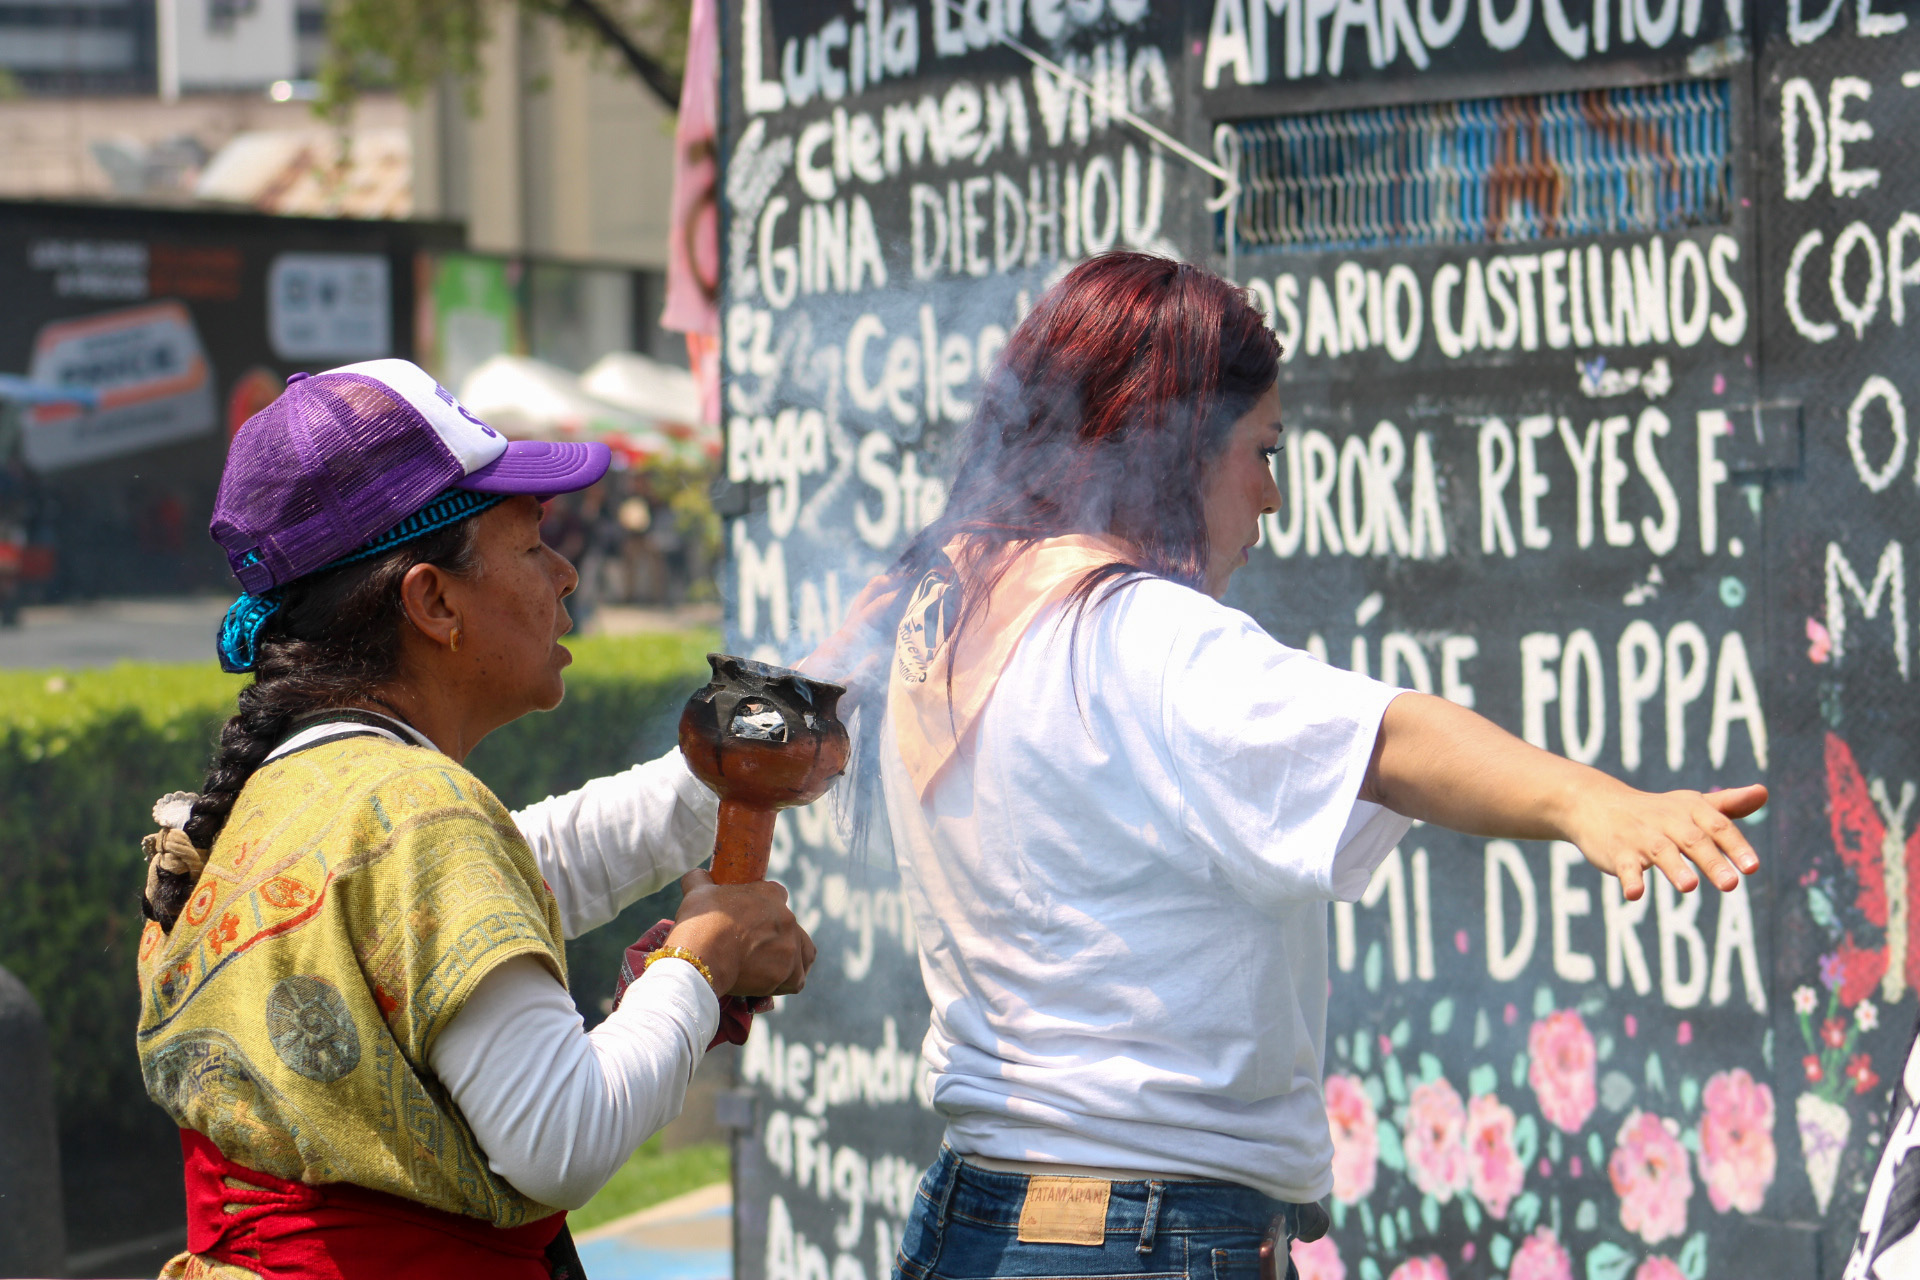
[136,735,568,1243]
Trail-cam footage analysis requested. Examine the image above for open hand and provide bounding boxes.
[1568,783,1767,900]
[666,869,817,997]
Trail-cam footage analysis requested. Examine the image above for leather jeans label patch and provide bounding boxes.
[1016,1177,1111,1245]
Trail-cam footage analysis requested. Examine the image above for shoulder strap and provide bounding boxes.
[264,709,436,765]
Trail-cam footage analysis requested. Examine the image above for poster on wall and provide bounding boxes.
[716,2,1920,1278]
[415,253,524,391]
[268,252,393,361]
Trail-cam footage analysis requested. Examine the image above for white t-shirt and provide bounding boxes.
[882,576,1410,1201]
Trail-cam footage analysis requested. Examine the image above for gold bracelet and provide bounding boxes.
[644,945,719,993]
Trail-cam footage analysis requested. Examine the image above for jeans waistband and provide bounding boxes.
[926,1144,1294,1237]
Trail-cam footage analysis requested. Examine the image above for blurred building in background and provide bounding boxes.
[408,12,680,271]
[0,0,717,625]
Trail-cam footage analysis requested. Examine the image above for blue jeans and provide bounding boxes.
[893,1148,1303,1280]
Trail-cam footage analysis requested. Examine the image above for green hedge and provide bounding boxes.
[0,632,717,1141]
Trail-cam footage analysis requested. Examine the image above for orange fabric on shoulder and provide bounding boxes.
[888,534,1131,801]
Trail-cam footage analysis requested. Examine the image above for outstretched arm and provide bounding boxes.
[1360,692,1765,901]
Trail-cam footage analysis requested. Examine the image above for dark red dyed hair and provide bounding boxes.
[835,254,1279,852]
[895,250,1280,602]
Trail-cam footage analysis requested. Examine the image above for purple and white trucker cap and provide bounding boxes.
[212,358,610,594]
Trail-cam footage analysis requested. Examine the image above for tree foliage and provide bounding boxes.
[317,0,691,123]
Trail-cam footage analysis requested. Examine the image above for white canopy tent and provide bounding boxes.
[581,351,720,462]
[457,355,706,466]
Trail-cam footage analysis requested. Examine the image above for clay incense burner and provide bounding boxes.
[678,653,850,884]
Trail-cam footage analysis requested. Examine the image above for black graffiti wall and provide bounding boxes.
[716,4,1206,1276]
[1753,0,1920,1270]
[715,2,1919,1277]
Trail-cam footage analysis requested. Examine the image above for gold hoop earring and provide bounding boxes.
[450,628,462,653]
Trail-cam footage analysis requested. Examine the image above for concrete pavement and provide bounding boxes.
[576,1182,732,1280]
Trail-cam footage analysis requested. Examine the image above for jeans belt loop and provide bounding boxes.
[930,1147,962,1265]
[1137,1180,1164,1255]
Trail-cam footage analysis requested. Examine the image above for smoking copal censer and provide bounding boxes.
[678,653,851,884]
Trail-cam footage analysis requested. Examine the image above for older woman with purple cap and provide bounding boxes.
[134,359,814,1280]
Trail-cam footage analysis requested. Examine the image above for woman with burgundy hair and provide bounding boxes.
[811,253,1766,1280]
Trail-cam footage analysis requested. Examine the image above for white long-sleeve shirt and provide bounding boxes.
[425,749,723,1210]
[265,717,724,1209]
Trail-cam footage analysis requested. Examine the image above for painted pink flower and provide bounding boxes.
[1609,1110,1693,1244]
[1323,1074,1378,1204]
[1404,1078,1471,1202]
[1633,1259,1685,1280]
[1697,1068,1776,1214]
[1466,1092,1525,1218]
[1507,1229,1573,1280]
[1291,1235,1345,1280]
[1527,1010,1597,1133]
[1386,1258,1448,1280]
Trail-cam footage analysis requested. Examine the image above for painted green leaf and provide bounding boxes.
[1431,997,1456,1036]
[1808,885,1837,930]
[1462,1193,1483,1232]
[1680,1076,1700,1113]
[1491,1234,1513,1269]
[1515,1113,1540,1166]
[1574,1199,1599,1231]
[1646,1052,1667,1096]
[1398,1206,1412,1238]
[1588,1132,1605,1169]
[1365,940,1384,992]
[1469,1063,1498,1096]
[1421,1194,1440,1235]
[1679,1232,1708,1280]
[1419,1052,1443,1083]
[1355,1034,1373,1072]
[1596,1031,1615,1063]
[1333,1200,1347,1231]
[1586,1241,1635,1280]
[1360,1260,1383,1280]
[1392,1018,1412,1048]
[1360,1201,1376,1238]
[1475,1007,1493,1048]
[1385,1054,1408,1104]
[1365,1075,1386,1109]
[1513,1191,1541,1232]
[1534,984,1556,1018]
[1380,1210,1398,1253]
[1600,1070,1635,1113]
[1513,1051,1530,1088]
[1378,1119,1407,1172]
[1548,1130,1563,1163]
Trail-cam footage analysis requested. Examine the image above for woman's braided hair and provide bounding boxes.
[142,515,485,930]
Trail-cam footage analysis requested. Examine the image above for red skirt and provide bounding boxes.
[181,1129,567,1279]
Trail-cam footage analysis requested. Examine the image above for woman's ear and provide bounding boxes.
[398,562,460,650]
